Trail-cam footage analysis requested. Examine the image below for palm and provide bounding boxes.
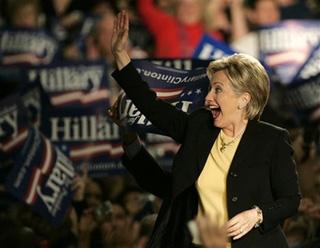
[111,11,129,55]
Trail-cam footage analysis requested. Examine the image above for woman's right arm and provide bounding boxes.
[111,11,188,142]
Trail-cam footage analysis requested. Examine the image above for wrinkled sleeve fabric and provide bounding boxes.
[122,146,171,199]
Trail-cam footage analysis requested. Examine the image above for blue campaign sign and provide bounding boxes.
[282,44,320,124]
[258,20,320,85]
[26,61,124,177]
[0,94,30,160]
[0,28,59,62]
[5,127,75,226]
[118,60,209,134]
[27,60,110,110]
[193,34,236,60]
[141,58,211,70]
[47,110,124,177]
[293,43,320,83]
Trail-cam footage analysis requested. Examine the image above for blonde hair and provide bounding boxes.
[207,53,270,120]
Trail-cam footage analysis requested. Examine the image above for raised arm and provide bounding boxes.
[111,10,131,70]
[111,11,189,142]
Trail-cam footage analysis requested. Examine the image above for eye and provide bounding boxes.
[214,87,222,93]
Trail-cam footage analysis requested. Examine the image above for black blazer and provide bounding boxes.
[113,63,301,248]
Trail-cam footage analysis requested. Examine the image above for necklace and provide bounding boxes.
[219,129,245,153]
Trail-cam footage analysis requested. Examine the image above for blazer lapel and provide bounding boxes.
[229,120,260,172]
[196,120,219,174]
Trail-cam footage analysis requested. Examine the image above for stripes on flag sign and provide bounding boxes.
[153,87,184,100]
[0,128,28,153]
[50,88,110,107]
[25,136,54,204]
[69,142,123,161]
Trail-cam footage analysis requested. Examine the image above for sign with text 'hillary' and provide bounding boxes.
[5,127,75,226]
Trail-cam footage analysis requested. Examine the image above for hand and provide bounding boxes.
[78,209,97,237]
[111,11,129,57]
[106,93,125,126]
[106,93,139,145]
[104,218,140,248]
[226,209,258,240]
[72,163,89,202]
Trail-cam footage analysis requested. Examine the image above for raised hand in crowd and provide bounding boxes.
[103,217,140,248]
[72,163,89,202]
[78,209,98,248]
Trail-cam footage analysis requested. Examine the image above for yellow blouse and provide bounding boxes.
[195,130,242,247]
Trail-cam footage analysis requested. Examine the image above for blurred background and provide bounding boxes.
[0,0,320,247]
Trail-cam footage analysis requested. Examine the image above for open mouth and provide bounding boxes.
[207,106,221,119]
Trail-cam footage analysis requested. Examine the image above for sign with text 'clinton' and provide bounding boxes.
[118,60,209,134]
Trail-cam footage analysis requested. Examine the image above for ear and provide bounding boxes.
[239,92,251,109]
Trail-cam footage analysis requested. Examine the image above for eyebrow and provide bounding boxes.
[211,82,223,86]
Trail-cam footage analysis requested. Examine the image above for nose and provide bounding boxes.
[205,89,214,105]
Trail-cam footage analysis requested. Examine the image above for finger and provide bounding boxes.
[120,10,125,30]
[232,226,248,240]
[228,226,245,238]
[114,15,118,33]
[124,10,129,31]
[226,217,238,228]
[117,12,121,31]
[82,162,89,178]
[226,223,243,236]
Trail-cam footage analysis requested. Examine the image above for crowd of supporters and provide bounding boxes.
[0,0,319,247]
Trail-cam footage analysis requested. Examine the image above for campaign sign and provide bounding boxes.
[48,111,124,177]
[258,20,320,85]
[293,43,320,82]
[118,60,209,134]
[0,28,58,62]
[0,94,29,159]
[27,61,124,177]
[145,58,211,70]
[5,127,75,226]
[27,61,110,110]
[193,34,235,60]
[281,43,320,124]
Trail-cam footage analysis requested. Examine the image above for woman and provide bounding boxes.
[111,11,301,248]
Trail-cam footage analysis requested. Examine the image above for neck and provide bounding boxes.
[222,119,248,138]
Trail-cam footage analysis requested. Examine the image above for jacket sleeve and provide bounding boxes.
[259,129,301,233]
[122,146,172,199]
[112,62,189,143]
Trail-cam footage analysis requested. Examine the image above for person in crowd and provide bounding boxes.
[231,0,281,57]
[136,0,223,58]
[110,11,301,247]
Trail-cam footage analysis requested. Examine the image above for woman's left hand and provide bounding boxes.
[226,209,258,240]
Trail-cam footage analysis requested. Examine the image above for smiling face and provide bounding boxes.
[205,70,249,131]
